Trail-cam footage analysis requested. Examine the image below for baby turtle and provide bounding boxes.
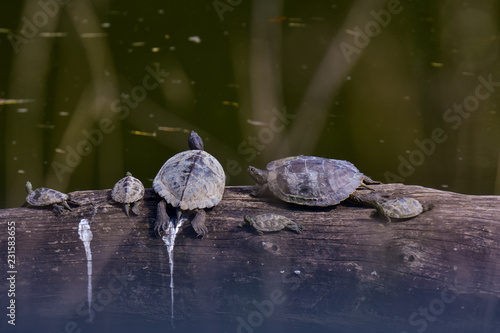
[375,197,424,222]
[25,181,75,215]
[111,172,145,217]
[153,131,225,237]
[241,214,303,235]
[248,156,379,207]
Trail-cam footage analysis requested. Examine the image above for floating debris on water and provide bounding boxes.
[431,62,444,68]
[80,32,108,38]
[268,16,287,22]
[188,36,201,43]
[101,22,111,28]
[39,32,67,37]
[54,148,66,154]
[247,119,268,127]
[0,99,35,105]
[131,41,146,47]
[58,111,70,116]
[130,130,157,137]
[222,100,239,107]
[151,47,160,52]
[78,219,94,322]
[36,124,55,129]
[17,108,28,113]
[288,22,306,28]
[157,126,189,133]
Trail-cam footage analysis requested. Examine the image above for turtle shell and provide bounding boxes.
[245,214,302,233]
[153,149,225,211]
[26,188,69,207]
[379,197,423,219]
[265,156,365,206]
[111,173,145,204]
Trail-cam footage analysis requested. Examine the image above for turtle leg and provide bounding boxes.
[124,203,131,218]
[251,184,269,197]
[62,200,72,211]
[53,204,64,215]
[154,200,170,234]
[349,191,386,208]
[190,209,208,237]
[131,201,141,216]
[286,221,303,234]
[373,202,392,223]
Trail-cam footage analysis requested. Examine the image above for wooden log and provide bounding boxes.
[1,184,500,333]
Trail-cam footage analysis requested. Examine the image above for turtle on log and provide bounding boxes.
[248,155,382,207]
[111,172,145,217]
[24,181,77,215]
[153,131,225,237]
[241,214,303,235]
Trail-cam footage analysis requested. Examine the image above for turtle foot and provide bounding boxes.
[154,201,170,234]
[191,209,208,237]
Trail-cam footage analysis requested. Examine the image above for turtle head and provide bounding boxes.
[247,166,268,184]
[188,131,204,150]
[126,171,132,177]
[25,181,33,194]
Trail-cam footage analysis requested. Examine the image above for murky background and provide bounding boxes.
[1,1,500,332]
[1,0,499,208]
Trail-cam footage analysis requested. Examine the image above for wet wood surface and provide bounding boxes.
[1,184,500,333]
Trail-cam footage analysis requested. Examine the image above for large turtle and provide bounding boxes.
[111,172,145,217]
[247,156,380,207]
[153,131,225,237]
[25,181,76,215]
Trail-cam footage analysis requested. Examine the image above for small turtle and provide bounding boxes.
[25,181,75,215]
[153,131,225,237]
[375,197,424,222]
[248,156,379,207]
[111,172,145,217]
[241,214,303,235]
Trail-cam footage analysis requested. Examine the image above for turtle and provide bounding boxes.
[374,197,424,222]
[153,131,225,237]
[111,172,145,217]
[240,214,303,235]
[247,156,380,207]
[25,181,76,215]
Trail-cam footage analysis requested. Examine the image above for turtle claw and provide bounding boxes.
[124,204,131,218]
[131,202,140,216]
[191,210,207,237]
[154,201,170,234]
[53,204,64,215]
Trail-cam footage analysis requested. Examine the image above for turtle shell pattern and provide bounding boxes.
[266,156,364,206]
[27,188,69,207]
[153,150,225,211]
[379,197,423,219]
[245,214,302,233]
[111,174,145,204]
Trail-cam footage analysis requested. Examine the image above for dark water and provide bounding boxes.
[1,0,499,208]
[1,1,500,332]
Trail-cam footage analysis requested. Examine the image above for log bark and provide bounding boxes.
[1,184,500,333]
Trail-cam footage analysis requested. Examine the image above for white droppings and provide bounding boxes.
[78,219,93,322]
[294,270,301,275]
[280,270,285,274]
[371,271,377,276]
[453,265,458,271]
[161,218,185,328]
